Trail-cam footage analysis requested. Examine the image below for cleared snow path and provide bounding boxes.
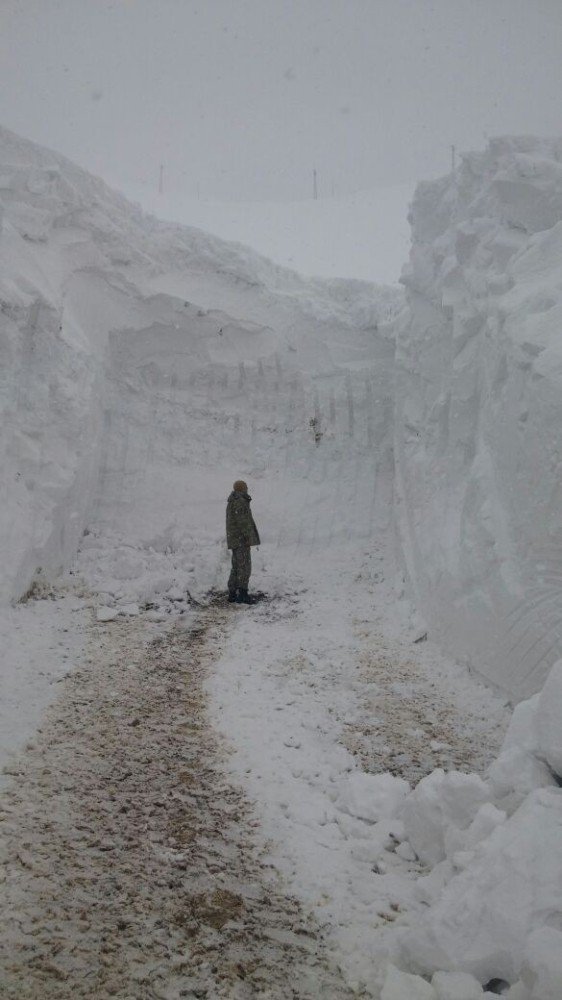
[0,606,354,1000]
[0,124,516,994]
[207,548,509,995]
[0,577,508,999]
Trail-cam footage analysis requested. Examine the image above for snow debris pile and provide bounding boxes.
[375,657,562,999]
[400,769,493,868]
[395,136,562,702]
[335,771,410,825]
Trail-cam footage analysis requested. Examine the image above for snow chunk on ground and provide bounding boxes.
[413,860,454,907]
[96,606,119,622]
[432,970,484,999]
[381,965,437,1000]
[395,840,417,861]
[402,788,562,985]
[535,659,562,780]
[521,927,562,1000]
[488,691,557,800]
[488,747,557,802]
[118,603,140,617]
[335,771,410,824]
[505,984,531,1000]
[444,802,506,859]
[400,769,490,866]
[499,695,541,757]
[489,678,559,800]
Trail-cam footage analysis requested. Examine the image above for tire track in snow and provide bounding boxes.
[345,615,507,785]
[0,607,354,1000]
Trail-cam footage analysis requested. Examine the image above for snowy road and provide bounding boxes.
[0,603,354,999]
[207,546,509,993]
[0,564,507,998]
[7,125,558,995]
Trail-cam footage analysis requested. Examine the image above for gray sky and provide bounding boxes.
[1,0,562,202]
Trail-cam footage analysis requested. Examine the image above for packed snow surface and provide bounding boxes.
[3,126,562,997]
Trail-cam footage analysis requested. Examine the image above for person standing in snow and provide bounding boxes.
[226,480,260,603]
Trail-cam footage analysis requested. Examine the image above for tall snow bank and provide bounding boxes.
[0,125,401,604]
[396,136,562,700]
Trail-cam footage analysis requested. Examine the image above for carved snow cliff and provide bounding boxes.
[395,136,562,700]
[0,125,400,605]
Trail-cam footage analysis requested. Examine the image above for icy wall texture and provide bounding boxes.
[0,126,400,604]
[396,136,562,700]
[0,127,162,601]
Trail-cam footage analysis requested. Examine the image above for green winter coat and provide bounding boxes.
[226,491,260,550]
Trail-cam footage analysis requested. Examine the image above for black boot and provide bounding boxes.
[236,588,255,604]
[228,590,238,603]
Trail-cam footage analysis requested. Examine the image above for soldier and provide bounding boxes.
[226,480,260,603]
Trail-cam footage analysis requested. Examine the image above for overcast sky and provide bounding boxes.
[1,0,562,203]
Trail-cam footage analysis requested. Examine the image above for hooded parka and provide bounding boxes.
[226,489,260,550]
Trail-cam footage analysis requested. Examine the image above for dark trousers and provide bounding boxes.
[228,546,251,592]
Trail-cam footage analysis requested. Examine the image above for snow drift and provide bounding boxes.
[396,136,562,701]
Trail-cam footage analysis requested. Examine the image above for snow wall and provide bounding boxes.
[396,136,562,701]
[0,125,400,605]
[5,125,562,704]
